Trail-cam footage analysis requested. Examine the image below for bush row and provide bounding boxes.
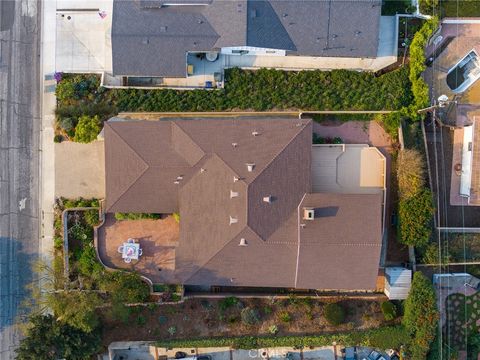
[156,326,410,350]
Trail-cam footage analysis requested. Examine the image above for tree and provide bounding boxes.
[398,188,434,247]
[397,149,425,199]
[324,303,345,326]
[403,272,439,360]
[16,314,101,360]
[46,290,102,333]
[99,271,150,304]
[73,115,101,143]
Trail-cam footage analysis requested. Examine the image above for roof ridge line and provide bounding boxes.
[108,122,150,166]
[171,121,206,166]
[249,120,311,183]
[183,224,260,283]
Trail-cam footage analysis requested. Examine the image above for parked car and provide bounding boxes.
[175,352,187,359]
[196,356,212,360]
[344,347,356,360]
[368,351,381,360]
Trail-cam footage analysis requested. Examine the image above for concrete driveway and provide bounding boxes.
[56,0,113,72]
[55,140,105,199]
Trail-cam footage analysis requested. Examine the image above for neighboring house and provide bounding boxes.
[55,0,398,89]
[100,116,386,291]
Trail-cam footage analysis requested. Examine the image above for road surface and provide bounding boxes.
[0,0,41,358]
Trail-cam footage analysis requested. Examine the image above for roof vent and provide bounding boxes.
[246,163,255,172]
[233,176,239,182]
[252,130,260,136]
[174,180,180,185]
[238,238,248,246]
[176,175,183,180]
[142,38,150,45]
[230,190,239,198]
[263,195,272,203]
[355,30,362,36]
[198,19,204,24]
[282,13,288,17]
[300,223,306,228]
[303,207,315,221]
[160,26,168,33]
[232,142,238,148]
[200,168,206,173]
[229,216,238,225]
[332,34,337,39]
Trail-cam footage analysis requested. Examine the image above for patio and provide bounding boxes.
[96,214,179,283]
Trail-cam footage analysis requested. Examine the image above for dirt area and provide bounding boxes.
[97,214,179,283]
[100,297,393,348]
[55,140,105,198]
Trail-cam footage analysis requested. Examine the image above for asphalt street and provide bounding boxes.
[0,0,41,358]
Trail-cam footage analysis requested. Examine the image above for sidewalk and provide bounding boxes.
[39,0,57,277]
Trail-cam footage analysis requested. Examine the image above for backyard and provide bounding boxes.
[99,296,397,348]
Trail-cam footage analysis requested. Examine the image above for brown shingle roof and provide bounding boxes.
[104,116,383,290]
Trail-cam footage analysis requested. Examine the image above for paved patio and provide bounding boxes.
[97,214,179,283]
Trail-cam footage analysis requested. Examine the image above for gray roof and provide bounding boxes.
[112,0,381,77]
[104,116,383,290]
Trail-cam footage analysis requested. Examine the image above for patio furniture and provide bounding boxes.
[117,245,124,253]
[138,248,143,256]
[121,242,140,260]
[124,257,132,264]
[127,238,135,243]
[187,64,194,76]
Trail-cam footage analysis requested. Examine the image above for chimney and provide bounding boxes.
[230,190,239,198]
[246,163,255,172]
[263,195,272,203]
[238,238,248,246]
[229,216,238,225]
[303,207,315,221]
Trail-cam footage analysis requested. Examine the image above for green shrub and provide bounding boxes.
[398,188,434,247]
[324,303,345,326]
[381,301,397,321]
[73,115,101,143]
[279,311,292,323]
[219,296,239,311]
[77,243,103,278]
[114,212,162,221]
[84,209,100,227]
[241,307,261,326]
[136,315,146,326]
[100,271,150,304]
[173,212,180,223]
[403,272,439,360]
[54,134,64,143]
[419,0,438,14]
[268,325,279,335]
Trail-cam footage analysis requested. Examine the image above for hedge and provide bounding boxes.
[109,67,412,112]
[114,213,162,221]
[156,326,410,350]
[408,18,439,112]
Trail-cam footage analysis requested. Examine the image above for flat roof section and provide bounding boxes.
[311,144,385,194]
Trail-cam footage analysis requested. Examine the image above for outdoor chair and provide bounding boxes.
[117,245,124,253]
[124,257,132,264]
[138,248,143,256]
[127,238,135,243]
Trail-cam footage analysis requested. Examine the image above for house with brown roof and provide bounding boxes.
[99,115,386,291]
